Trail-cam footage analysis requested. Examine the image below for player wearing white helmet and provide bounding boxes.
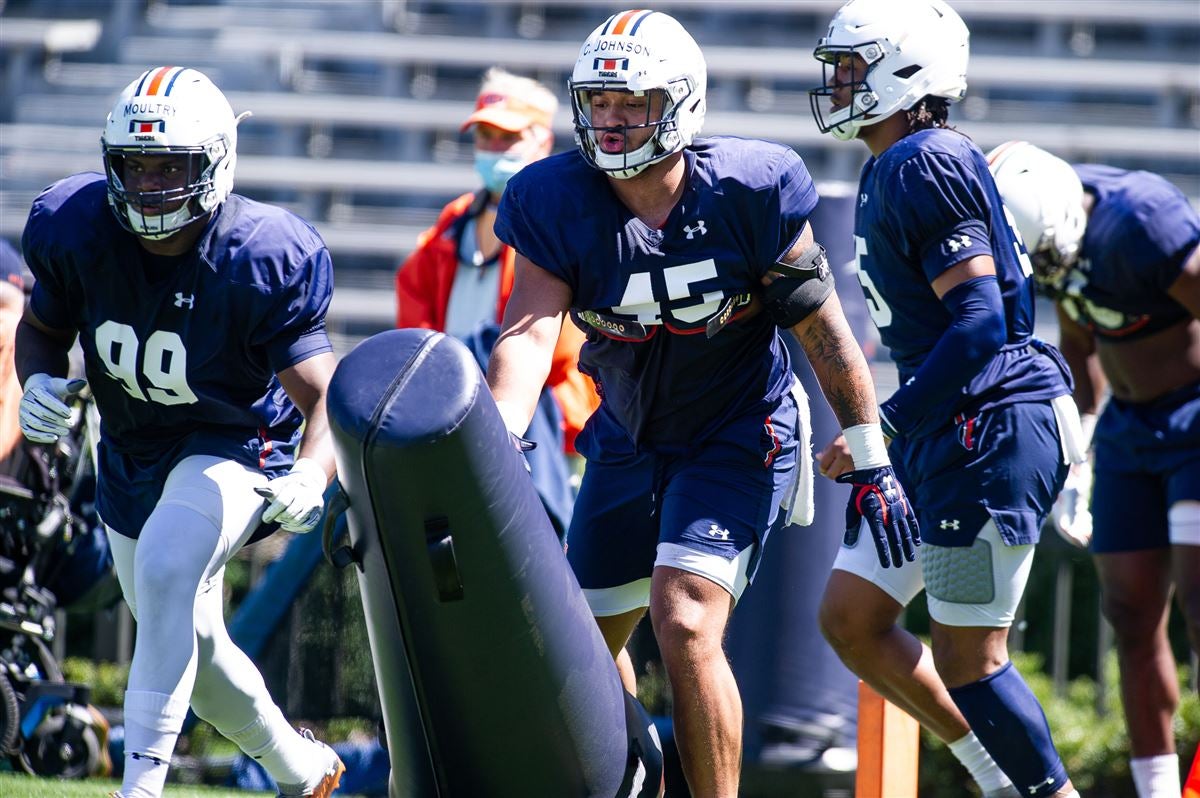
[810,0,968,142]
[987,142,1089,294]
[101,67,248,240]
[810,2,1081,797]
[488,10,916,796]
[18,67,343,798]
[990,140,1200,798]
[568,11,707,179]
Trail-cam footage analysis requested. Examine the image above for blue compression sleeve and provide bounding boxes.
[948,662,1069,796]
[881,275,1006,436]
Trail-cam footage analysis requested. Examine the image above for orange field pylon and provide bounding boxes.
[856,680,920,798]
[1183,742,1200,798]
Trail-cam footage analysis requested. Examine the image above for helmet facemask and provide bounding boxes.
[100,66,241,241]
[1026,229,1081,293]
[569,10,707,180]
[809,44,891,141]
[103,137,230,240]
[809,0,969,142]
[571,80,694,179]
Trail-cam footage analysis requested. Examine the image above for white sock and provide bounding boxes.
[947,731,1015,793]
[1131,754,1181,798]
[121,690,189,798]
[122,752,170,798]
[225,705,315,785]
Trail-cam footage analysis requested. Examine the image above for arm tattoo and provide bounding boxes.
[793,305,877,429]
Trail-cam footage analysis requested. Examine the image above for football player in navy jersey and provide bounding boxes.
[808,2,1084,797]
[990,141,1200,798]
[16,67,343,798]
[486,10,917,796]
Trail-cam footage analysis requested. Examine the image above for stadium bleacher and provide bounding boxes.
[2,5,1196,790]
[1,0,1197,343]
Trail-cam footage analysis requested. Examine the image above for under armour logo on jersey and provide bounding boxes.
[709,524,730,540]
[859,193,868,207]
[939,519,960,531]
[945,234,972,253]
[174,293,195,309]
[684,220,707,239]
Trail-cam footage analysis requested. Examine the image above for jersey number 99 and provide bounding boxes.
[95,320,199,406]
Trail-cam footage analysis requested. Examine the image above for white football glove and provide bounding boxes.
[1051,458,1093,548]
[19,373,88,444]
[255,457,327,534]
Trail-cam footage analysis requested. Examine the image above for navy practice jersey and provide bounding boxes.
[854,129,1068,439]
[1057,164,1200,340]
[496,137,815,451]
[23,172,333,468]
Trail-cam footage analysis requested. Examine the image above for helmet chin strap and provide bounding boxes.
[125,205,195,241]
[594,136,659,180]
[829,122,858,142]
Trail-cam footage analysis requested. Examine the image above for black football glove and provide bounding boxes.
[837,465,920,568]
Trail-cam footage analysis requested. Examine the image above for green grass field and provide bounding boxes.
[0,771,371,797]
[0,772,275,797]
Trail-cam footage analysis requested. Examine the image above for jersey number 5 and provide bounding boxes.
[853,235,893,328]
[95,321,199,406]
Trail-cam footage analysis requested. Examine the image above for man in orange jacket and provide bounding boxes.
[0,239,28,479]
[396,68,597,454]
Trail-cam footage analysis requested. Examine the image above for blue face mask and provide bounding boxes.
[474,150,527,195]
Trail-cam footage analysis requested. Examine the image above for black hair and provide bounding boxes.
[905,95,952,134]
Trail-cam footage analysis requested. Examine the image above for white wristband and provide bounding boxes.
[843,423,890,469]
[493,400,520,434]
[1079,412,1097,450]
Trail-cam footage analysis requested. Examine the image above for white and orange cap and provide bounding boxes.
[460,68,557,133]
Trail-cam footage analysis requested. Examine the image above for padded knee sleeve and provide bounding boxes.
[948,662,1068,797]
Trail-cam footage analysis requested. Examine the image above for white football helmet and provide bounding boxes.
[810,0,969,141]
[986,140,1087,290]
[101,66,244,240]
[570,10,706,179]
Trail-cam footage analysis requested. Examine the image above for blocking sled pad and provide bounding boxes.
[325,328,663,798]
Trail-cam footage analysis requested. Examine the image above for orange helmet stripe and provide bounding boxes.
[985,139,1027,167]
[610,9,648,35]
